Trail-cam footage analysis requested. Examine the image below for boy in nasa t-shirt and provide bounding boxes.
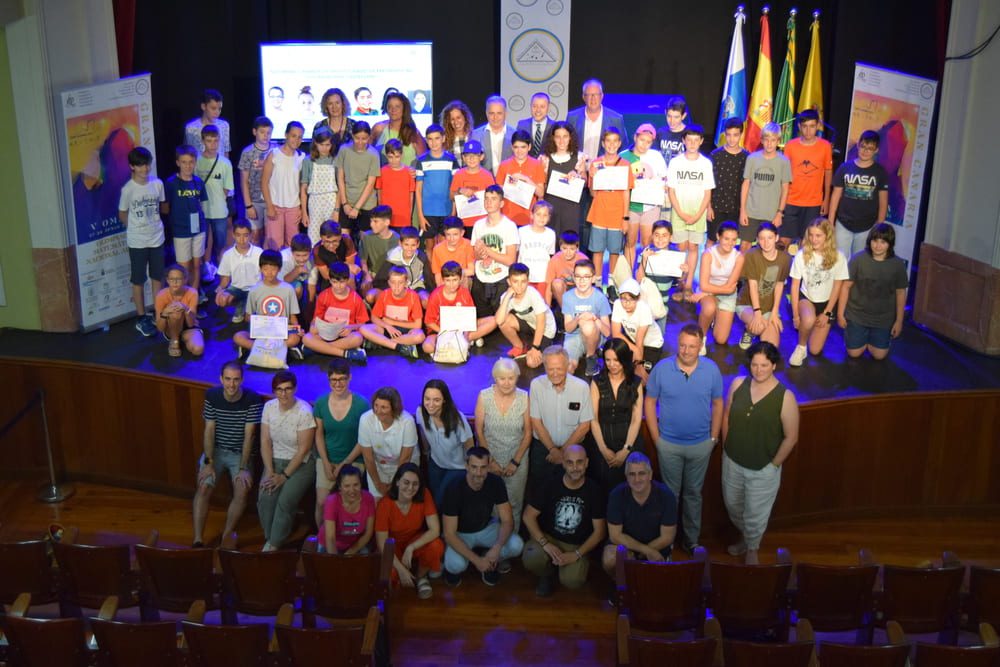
[666,125,715,297]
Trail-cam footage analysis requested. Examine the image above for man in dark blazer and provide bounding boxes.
[564,79,626,159]
[470,95,516,176]
[516,92,555,158]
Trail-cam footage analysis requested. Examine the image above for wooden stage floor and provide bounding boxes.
[2,481,998,666]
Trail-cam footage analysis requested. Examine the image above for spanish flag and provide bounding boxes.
[744,8,773,152]
[798,11,824,131]
[773,10,797,146]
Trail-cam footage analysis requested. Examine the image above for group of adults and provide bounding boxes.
[193,323,798,603]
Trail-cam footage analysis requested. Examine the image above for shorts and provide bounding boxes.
[708,211,738,241]
[804,299,829,316]
[198,449,243,487]
[735,305,773,321]
[508,315,553,349]
[628,207,660,228]
[339,206,372,234]
[249,202,266,230]
[564,331,604,360]
[739,217,769,243]
[129,244,165,285]
[173,233,207,263]
[782,204,821,240]
[589,226,623,254]
[471,277,505,319]
[671,227,704,245]
[224,285,250,308]
[422,215,446,240]
[716,291,737,312]
[845,321,892,351]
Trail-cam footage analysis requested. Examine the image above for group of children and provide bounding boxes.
[118,89,904,368]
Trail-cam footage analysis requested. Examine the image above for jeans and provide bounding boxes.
[655,437,715,546]
[835,220,871,259]
[427,458,466,509]
[443,520,524,574]
[721,452,782,550]
[257,456,316,548]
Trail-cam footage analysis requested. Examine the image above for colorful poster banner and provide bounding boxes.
[846,64,938,266]
[60,74,156,330]
[499,0,571,122]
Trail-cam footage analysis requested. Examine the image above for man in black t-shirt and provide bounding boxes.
[441,447,524,587]
[522,444,606,596]
[192,360,263,548]
[601,452,678,577]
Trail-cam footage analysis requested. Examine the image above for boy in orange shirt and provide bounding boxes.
[495,130,545,226]
[544,230,588,308]
[587,127,633,287]
[781,109,833,248]
[376,139,416,228]
[361,265,426,358]
[421,260,496,355]
[449,139,496,233]
[431,217,475,288]
[302,261,369,363]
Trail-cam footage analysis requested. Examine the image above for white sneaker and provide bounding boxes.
[739,331,754,350]
[789,345,807,367]
[699,340,707,356]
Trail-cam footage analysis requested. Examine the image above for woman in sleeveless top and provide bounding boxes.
[372,92,427,167]
[313,88,356,156]
[589,339,644,494]
[539,121,588,239]
[721,341,800,564]
[474,358,530,531]
[691,221,744,351]
[261,121,305,250]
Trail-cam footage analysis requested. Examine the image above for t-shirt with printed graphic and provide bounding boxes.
[518,226,556,283]
[185,117,231,155]
[790,249,849,303]
[845,252,908,329]
[414,151,459,217]
[245,280,300,319]
[562,288,611,347]
[742,151,792,220]
[501,285,556,338]
[622,148,668,213]
[530,472,605,546]
[656,126,687,170]
[195,154,235,219]
[783,138,833,207]
[119,178,166,248]
[833,160,890,233]
[709,147,749,217]
[164,175,208,239]
[238,141,278,204]
[667,153,716,230]
[736,247,791,312]
[611,298,664,349]
[471,215,519,284]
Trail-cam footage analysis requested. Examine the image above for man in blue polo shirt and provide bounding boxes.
[643,323,723,554]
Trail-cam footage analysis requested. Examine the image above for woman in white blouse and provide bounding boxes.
[360,386,418,499]
[258,370,316,551]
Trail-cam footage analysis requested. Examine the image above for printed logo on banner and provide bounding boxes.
[509,29,564,83]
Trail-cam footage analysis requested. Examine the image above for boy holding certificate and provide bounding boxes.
[666,124,715,299]
[361,265,426,359]
[586,127,633,289]
[233,249,303,359]
[496,130,546,226]
[422,261,496,356]
[302,261,369,363]
[450,139,496,232]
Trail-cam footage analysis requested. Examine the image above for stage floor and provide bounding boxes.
[3,292,999,414]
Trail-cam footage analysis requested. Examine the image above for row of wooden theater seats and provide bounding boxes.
[0,528,395,665]
[0,594,379,666]
[614,545,1000,667]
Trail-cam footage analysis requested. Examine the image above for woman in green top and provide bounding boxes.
[313,358,370,528]
[371,92,427,167]
[721,341,799,565]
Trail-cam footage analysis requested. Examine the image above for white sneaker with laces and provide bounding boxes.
[789,345,807,367]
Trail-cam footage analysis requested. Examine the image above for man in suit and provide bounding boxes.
[565,79,626,254]
[471,95,516,176]
[517,92,555,159]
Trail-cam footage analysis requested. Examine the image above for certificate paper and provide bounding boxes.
[591,165,629,191]
[546,171,585,203]
[502,175,535,209]
[315,319,345,342]
[630,177,666,206]
[645,249,687,277]
[385,304,410,322]
[250,315,289,339]
[455,192,486,219]
[440,305,477,332]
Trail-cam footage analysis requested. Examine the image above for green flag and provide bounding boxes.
[774,11,797,146]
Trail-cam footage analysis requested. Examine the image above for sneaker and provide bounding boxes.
[397,344,418,359]
[236,345,248,361]
[535,575,554,598]
[191,541,204,548]
[507,346,527,359]
[289,344,305,361]
[428,568,443,580]
[789,345,807,367]
[231,311,245,324]
[699,340,707,356]
[682,541,702,555]
[482,569,500,587]
[497,559,512,574]
[474,337,484,348]
[727,540,747,556]
[345,348,367,364]
[584,355,599,377]
[198,288,209,305]
[444,570,462,588]
[196,310,208,320]
[739,330,754,350]
[202,261,218,282]
[416,576,433,600]
[136,314,157,337]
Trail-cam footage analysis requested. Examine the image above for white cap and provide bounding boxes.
[618,278,641,296]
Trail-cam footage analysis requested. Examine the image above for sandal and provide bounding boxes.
[416,576,433,600]
[168,340,182,357]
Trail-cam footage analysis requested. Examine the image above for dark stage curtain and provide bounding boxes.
[126,0,949,181]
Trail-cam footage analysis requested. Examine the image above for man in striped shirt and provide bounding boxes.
[192,360,263,547]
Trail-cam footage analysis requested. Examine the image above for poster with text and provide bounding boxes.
[61,74,156,330]
[846,64,937,267]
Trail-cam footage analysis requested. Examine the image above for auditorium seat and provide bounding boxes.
[968,566,1000,631]
[722,638,815,666]
[0,538,57,609]
[275,602,379,666]
[90,616,183,667]
[52,532,158,618]
[1,615,91,666]
[706,558,793,641]
[878,563,964,644]
[792,557,879,643]
[818,641,910,667]
[217,549,301,625]
[181,620,273,666]
[623,635,716,667]
[135,543,220,622]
